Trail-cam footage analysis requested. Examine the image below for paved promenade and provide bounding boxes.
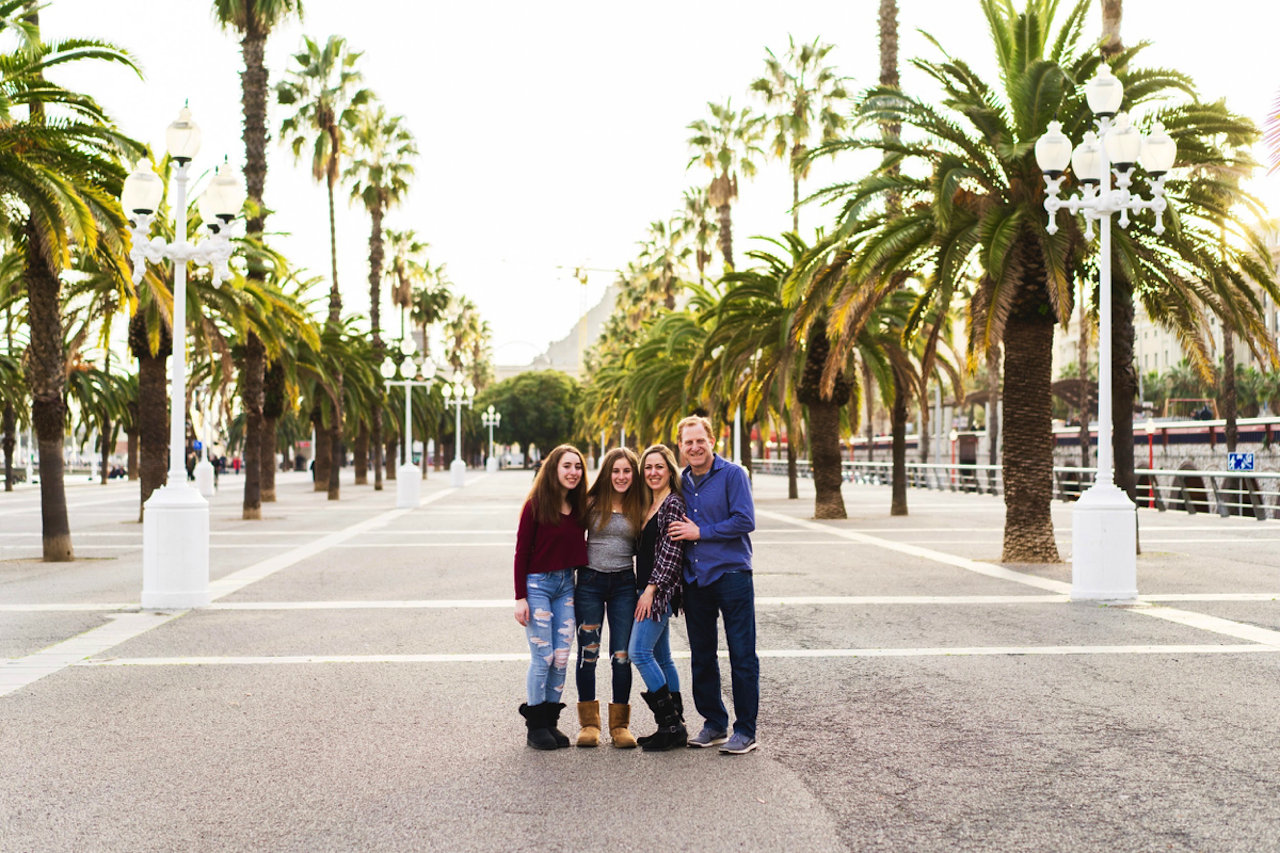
[4,468,1280,851]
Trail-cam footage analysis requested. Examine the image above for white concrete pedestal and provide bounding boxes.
[195,460,215,498]
[486,456,498,472]
[141,483,210,609]
[450,458,466,487]
[396,463,420,508]
[1070,482,1137,601]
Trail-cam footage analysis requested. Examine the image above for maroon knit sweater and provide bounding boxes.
[513,501,587,599]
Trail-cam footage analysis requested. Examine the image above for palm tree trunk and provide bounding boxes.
[260,415,277,502]
[716,201,734,271]
[3,403,15,491]
[1101,0,1124,59]
[1111,272,1137,503]
[126,415,138,480]
[890,378,907,516]
[1078,306,1091,468]
[23,226,73,560]
[385,435,397,479]
[325,164,343,501]
[354,423,369,484]
[1000,311,1059,563]
[99,422,110,485]
[311,406,330,491]
[1223,327,1238,452]
[241,331,264,520]
[328,423,342,500]
[138,353,168,521]
[786,437,798,499]
[863,361,875,461]
[809,403,847,519]
[367,203,385,490]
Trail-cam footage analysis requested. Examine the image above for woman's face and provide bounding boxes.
[557,452,583,492]
[610,458,633,495]
[643,454,669,492]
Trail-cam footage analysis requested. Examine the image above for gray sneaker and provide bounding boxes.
[687,725,728,748]
[719,732,758,754]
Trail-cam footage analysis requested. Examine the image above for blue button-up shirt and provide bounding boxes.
[680,454,754,586]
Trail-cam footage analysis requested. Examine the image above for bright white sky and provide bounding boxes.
[42,0,1280,368]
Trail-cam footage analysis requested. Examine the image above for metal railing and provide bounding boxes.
[751,459,1280,521]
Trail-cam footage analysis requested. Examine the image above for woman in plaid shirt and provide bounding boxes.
[628,444,689,751]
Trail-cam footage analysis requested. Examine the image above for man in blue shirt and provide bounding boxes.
[669,415,759,754]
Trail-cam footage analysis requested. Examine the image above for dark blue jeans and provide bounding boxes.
[574,568,638,704]
[684,570,759,738]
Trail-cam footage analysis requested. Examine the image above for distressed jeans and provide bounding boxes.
[628,605,679,693]
[524,568,576,706]
[684,570,759,738]
[574,568,638,704]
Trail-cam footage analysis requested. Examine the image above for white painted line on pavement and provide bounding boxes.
[206,487,459,601]
[0,603,138,612]
[77,643,1280,668]
[1,612,181,696]
[1123,604,1280,646]
[757,509,1073,595]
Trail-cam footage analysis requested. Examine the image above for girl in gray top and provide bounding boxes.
[573,446,647,748]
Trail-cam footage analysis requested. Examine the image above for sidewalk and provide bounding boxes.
[3,470,1280,850]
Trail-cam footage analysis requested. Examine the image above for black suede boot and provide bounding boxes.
[545,702,571,748]
[519,703,558,751]
[638,689,684,748]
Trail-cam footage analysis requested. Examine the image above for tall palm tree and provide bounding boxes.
[677,187,717,286]
[750,36,849,233]
[2,8,140,559]
[278,33,372,500]
[347,104,417,491]
[687,100,765,271]
[213,0,304,520]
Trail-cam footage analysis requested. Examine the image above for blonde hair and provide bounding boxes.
[585,447,646,534]
[675,415,715,445]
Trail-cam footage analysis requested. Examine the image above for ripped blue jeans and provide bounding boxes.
[574,568,637,704]
[524,569,576,706]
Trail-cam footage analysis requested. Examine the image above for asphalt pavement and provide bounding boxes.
[3,465,1280,851]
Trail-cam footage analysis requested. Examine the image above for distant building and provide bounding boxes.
[493,283,620,382]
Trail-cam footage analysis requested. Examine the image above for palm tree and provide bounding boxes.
[686,100,765,271]
[213,0,304,520]
[677,187,717,286]
[278,33,372,500]
[347,104,417,491]
[750,36,849,233]
[2,9,140,559]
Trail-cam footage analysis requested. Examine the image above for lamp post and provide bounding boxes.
[1035,64,1177,601]
[441,375,474,487]
[482,404,502,472]
[381,343,436,508]
[122,106,244,610]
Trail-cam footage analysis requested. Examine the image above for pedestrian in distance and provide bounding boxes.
[573,446,647,748]
[629,444,689,751]
[513,443,588,750]
[669,415,760,755]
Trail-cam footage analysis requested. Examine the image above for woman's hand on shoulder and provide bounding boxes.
[515,598,529,627]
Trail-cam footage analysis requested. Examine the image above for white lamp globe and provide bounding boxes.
[1085,65,1124,117]
[1139,122,1177,176]
[198,162,246,224]
[1103,113,1141,172]
[380,357,397,379]
[1071,132,1103,185]
[165,106,202,163]
[122,161,164,216]
[1034,121,1072,177]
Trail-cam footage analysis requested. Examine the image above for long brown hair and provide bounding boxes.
[640,444,682,501]
[585,447,646,534]
[526,444,587,526]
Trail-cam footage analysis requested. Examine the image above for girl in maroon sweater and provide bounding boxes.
[514,444,587,750]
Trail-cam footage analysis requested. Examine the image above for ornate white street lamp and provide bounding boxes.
[194,383,216,499]
[122,106,244,610]
[1035,64,1176,601]
[441,375,474,487]
[381,340,435,508]
[482,404,502,472]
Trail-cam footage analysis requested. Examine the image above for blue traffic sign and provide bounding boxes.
[1227,452,1254,472]
[193,440,203,451]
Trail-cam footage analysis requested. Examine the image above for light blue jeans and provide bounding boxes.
[628,605,679,693]
[524,569,576,705]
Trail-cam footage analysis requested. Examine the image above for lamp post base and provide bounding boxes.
[1070,482,1138,601]
[396,463,421,508]
[141,483,210,610]
[195,460,215,498]
[450,458,466,487]
[486,456,498,472]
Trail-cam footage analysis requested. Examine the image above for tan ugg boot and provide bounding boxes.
[609,703,637,749]
[576,701,600,748]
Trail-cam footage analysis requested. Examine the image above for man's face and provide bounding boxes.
[680,423,713,474]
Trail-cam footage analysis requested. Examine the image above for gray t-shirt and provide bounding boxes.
[586,511,637,573]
